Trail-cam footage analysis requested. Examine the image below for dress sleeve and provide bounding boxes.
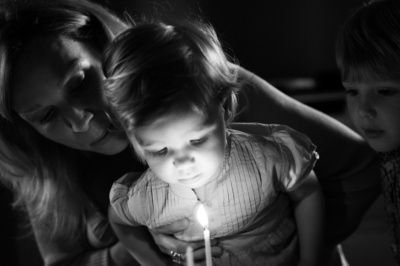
[109,172,143,226]
[260,124,318,191]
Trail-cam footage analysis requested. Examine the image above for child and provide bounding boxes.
[336,0,400,264]
[104,19,324,266]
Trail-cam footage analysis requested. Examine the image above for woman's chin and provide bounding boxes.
[90,134,129,155]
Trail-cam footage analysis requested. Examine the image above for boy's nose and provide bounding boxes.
[358,99,376,119]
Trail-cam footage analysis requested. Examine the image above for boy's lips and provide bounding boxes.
[362,128,384,139]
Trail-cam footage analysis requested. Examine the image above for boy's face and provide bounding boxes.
[344,79,400,152]
[133,104,226,189]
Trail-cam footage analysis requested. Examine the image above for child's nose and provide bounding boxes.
[173,155,195,168]
[358,98,376,119]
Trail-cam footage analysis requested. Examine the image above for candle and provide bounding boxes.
[197,204,212,266]
[186,246,194,266]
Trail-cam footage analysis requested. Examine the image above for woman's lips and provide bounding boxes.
[90,129,109,146]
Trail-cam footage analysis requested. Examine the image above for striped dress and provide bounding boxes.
[110,123,318,266]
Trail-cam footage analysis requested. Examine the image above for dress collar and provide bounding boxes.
[378,147,400,162]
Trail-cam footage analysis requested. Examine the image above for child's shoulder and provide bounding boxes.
[114,172,143,187]
[229,122,306,141]
[113,170,161,188]
[229,123,317,159]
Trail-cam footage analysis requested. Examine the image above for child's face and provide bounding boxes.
[133,104,226,189]
[344,79,400,152]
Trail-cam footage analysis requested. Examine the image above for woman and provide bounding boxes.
[0,0,380,265]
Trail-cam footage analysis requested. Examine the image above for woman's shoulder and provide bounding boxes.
[113,172,144,187]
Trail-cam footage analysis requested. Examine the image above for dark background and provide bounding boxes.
[104,0,364,81]
[101,0,367,113]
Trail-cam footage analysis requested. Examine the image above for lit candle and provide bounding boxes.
[197,204,212,266]
[186,246,194,266]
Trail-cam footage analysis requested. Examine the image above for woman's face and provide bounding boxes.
[11,36,129,155]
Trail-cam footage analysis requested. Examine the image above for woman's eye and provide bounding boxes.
[378,88,398,96]
[191,137,208,146]
[68,73,86,96]
[145,148,168,157]
[38,109,55,125]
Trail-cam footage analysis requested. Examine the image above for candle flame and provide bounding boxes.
[197,204,208,228]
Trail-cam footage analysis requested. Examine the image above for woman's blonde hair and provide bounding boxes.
[0,0,128,241]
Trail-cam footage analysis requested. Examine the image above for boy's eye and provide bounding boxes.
[191,137,208,146]
[378,88,398,96]
[145,148,168,157]
[344,89,358,97]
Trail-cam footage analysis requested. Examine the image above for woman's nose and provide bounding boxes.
[67,108,94,132]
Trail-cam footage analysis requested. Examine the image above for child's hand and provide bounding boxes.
[149,218,223,264]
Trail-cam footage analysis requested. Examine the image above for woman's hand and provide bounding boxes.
[149,218,223,265]
[108,241,141,266]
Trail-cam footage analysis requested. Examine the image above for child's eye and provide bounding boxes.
[191,137,208,146]
[145,148,168,157]
[378,88,398,96]
[345,89,358,97]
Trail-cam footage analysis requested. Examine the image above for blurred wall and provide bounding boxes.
[103,0,365,80]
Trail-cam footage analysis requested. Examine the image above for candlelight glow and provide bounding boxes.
[197,204,208,228]
[197,204,212,266]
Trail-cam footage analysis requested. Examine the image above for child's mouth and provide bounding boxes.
[178,174,202,185]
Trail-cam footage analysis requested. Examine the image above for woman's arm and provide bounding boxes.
[232,66,381,244]
[288,171,325,266]
[108,205,169,266]
[30,212,139,266]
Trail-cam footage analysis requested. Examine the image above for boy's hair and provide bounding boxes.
[336,0,400,82]
[103,19,240,142]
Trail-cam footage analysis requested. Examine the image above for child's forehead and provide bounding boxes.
[135,110,219,147]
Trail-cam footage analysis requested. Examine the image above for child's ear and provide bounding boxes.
[129,135,147,164]
[223,106,232,122]
[219,103,231,122]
